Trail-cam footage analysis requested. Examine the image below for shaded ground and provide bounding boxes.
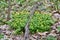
[0,22,60,40]
[0,12,60,40]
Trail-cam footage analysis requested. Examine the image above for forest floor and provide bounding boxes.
[0,23,60,40]
[0,13,60,40]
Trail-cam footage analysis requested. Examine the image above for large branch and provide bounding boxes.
[24,2,42,40]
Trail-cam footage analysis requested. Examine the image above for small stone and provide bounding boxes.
[49,30,57,37]
[56,24,60,28]
[56,29,60,33]
[38,32,43,36]
[0,25,9,30]
[2,30,6,34]
[51,26,56,30]
[16,36,21,40]
[5,31,11,36]
[32,35,37,39]
[58,22,60,25]
[51,30,56,33]
[12,36,16,40]
[54,23,58,26]
[49,33,57,37]
[43,32,49,35]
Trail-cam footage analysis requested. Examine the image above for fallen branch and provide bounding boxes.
[24,1,43,40]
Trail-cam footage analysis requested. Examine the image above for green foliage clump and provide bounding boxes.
[57,26,60,32]
[30,11,55,33]
[0,18,6,25]
[46,35,57,40]
[7,10,29,35]
[7,10,55,34]
[0,34,4,39]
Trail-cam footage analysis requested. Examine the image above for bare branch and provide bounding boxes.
[24,2,43,40]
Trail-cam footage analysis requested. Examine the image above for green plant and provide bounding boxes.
[0,18,6,25]
[29,11,55,33]
[7,10,29,34]
[57,26,60,32]
[0,34,4,39]
[7,10,55,34]
[46,35,57,40]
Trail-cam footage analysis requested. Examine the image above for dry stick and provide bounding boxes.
[7,0,11,21]
[24,2,42,40]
